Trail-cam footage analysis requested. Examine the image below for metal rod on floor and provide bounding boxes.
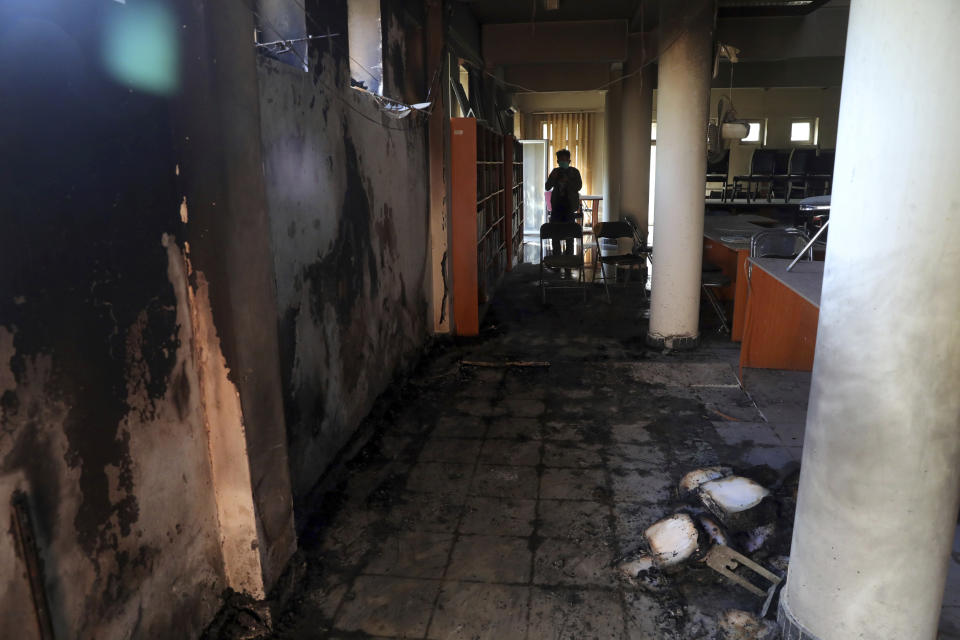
[786,219,829,272]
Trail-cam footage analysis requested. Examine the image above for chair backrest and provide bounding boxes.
[540,222,582,241]
[810,150,835,175]
[788,148,816,175]
[773,149,791,175]
[750,149,777,176]
[622,216,650,253]
[593,221,633,240]
[750,229,812,259]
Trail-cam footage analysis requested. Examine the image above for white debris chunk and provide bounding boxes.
[718,609,778,640]
[679,466,733,494]
[698,476,771,531]
[644,513,700,568]
[699,476,769,513]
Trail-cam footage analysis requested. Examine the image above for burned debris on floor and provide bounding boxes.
[618,464,799,635]
[201,264,810,640]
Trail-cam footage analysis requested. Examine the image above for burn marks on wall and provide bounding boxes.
[0,3,228,635]
[256,12,430,511]
[304,135,380,327]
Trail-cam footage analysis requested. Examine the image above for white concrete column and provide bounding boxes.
[646,7,713,349]
[780,2,960,638]
[620,64,654,230]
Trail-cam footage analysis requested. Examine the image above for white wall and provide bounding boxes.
[653,87,842,178]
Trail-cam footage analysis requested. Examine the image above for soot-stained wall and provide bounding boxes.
[0,3,225,639]
[260,0,431,506]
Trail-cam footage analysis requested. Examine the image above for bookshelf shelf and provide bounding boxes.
[450,118,524,336]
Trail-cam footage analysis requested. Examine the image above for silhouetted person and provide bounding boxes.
[545,149,582,271]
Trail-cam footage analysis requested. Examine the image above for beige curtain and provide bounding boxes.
[537,112,595,196]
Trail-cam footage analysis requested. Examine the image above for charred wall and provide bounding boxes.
[0,2,226,638]
[260,0,431,508]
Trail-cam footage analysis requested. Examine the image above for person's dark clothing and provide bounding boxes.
[545,166,582,259]
[545,166,582,222]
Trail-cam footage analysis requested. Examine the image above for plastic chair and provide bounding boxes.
[591,221,648,303]
[539,222,586,303]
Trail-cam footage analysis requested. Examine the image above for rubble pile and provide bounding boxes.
[617,465,800,637]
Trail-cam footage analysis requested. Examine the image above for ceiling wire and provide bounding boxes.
[243,0,426,131]
[283,0,384,88]
[282,0,447,113]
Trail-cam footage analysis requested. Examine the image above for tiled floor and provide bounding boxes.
[293,364,774,639]
[271,263,960,640]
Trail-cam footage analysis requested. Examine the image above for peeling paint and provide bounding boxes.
[162,234,265,598]
[180,196,189,223]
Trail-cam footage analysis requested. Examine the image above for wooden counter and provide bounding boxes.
[702,214,779,341]
[739,258,824,372]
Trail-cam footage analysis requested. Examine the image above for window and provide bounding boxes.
[347,0,382,94]
[451,61,483,118]
[743,121,762,144]
[791,120,813,144]
[459,64,470,101]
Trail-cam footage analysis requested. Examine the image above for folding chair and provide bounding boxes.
[539,222,586,303]
[592,221,648,303]
[702,269,732,334]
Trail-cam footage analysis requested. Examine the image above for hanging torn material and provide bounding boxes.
[379,101,432,120]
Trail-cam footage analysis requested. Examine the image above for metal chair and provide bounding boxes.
[732,149,776,202]
[784,148,816,202]
[702,269,732,334]
[539,222,586,303]
[706,150,730,201]
[750,229,813,260]
[806,150,835,197]
[591,221,648,303]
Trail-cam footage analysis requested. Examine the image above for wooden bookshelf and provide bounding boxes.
[450,118,519,336]
[505,135,524,270]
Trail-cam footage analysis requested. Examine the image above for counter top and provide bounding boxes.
[703,214,782,250]
[749,257,824,308]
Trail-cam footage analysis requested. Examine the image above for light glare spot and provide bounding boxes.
[102,1,179,95]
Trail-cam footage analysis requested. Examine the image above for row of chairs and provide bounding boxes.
[708,148,835,203]
[538,218,650,303]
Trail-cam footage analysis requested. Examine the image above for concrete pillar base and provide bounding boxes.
[644,333,700,350]
[778,595,822,640]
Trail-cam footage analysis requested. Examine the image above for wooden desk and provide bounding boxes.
[702,214,778,341]
[579,195,602,228]
[739,258,823,372]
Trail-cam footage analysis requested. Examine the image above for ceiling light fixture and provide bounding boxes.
[544,0,559,10]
